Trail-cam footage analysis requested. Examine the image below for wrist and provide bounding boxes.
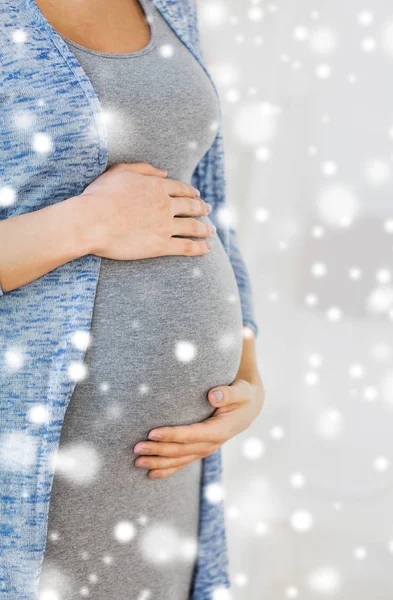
[236,331,259,381]
[65,193,101,257]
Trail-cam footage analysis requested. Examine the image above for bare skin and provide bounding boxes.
[33,0,153,54]
[2,0,265,478]
[0,163,213,293]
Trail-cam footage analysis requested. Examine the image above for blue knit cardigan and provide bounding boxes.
[0,0,258,597]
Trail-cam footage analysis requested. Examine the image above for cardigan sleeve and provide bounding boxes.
[186,1,259,339]
[228,226,259,338]
[191,129,259,339]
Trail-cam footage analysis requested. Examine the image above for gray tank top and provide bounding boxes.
[40,2,243,598]
[58,0,221,176]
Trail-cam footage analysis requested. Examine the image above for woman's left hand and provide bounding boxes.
[132,370,265,479]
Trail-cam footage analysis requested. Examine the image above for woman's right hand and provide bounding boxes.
[78,162,215,261]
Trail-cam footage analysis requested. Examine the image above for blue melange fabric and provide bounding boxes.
[0,0,258,598]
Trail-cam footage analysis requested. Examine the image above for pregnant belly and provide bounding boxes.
[69,217,244,445]
[40,222,243,599]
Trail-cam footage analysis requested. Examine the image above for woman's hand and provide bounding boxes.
[133,346,265,479]
[76,161,216,261]
[0,161,215,294]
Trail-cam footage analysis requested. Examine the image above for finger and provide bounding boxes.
[133,440,217,458]
[164,178,200,198]
[147,414,231,445]
[135,454,198,470]
[170,196,211,217]
[125,162,168,177]
[148,465,185,479]
[207,379,253,408]
[172,217,215,239]
[166,237,212,257]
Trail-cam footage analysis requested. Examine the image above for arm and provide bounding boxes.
[0,196,86,295]
[0,162,164,295]
[0,163,206,296]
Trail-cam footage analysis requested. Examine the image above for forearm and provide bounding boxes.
[0,196,89,294]
[237,327,260,380]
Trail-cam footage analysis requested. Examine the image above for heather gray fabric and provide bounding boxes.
[39,0,244,598]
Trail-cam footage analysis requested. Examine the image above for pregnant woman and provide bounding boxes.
[0,0,264,598]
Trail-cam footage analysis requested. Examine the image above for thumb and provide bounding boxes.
[208,385,229,407]
[127,162,168,177]
[208,379,250,407]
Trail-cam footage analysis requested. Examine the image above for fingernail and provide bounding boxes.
[211,225,217,234]
[150,471,162,478]
[206,241,213,249]
[194,188,201,197]
[134,443,149,454]
[148,431,163,441]
[206,204,212,214]
[212,390,223,403]
[160,169,168,175]
[136,459,149,468]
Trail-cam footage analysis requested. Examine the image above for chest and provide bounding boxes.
[0,0,207,219]
[32,0,152,54]
[60,6,220,179]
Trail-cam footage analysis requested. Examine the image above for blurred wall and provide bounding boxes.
[197,1,393,598]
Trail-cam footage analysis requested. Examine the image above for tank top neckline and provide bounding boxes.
[59,0,157,59]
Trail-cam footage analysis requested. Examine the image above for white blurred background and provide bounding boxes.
[197,1,393,598]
